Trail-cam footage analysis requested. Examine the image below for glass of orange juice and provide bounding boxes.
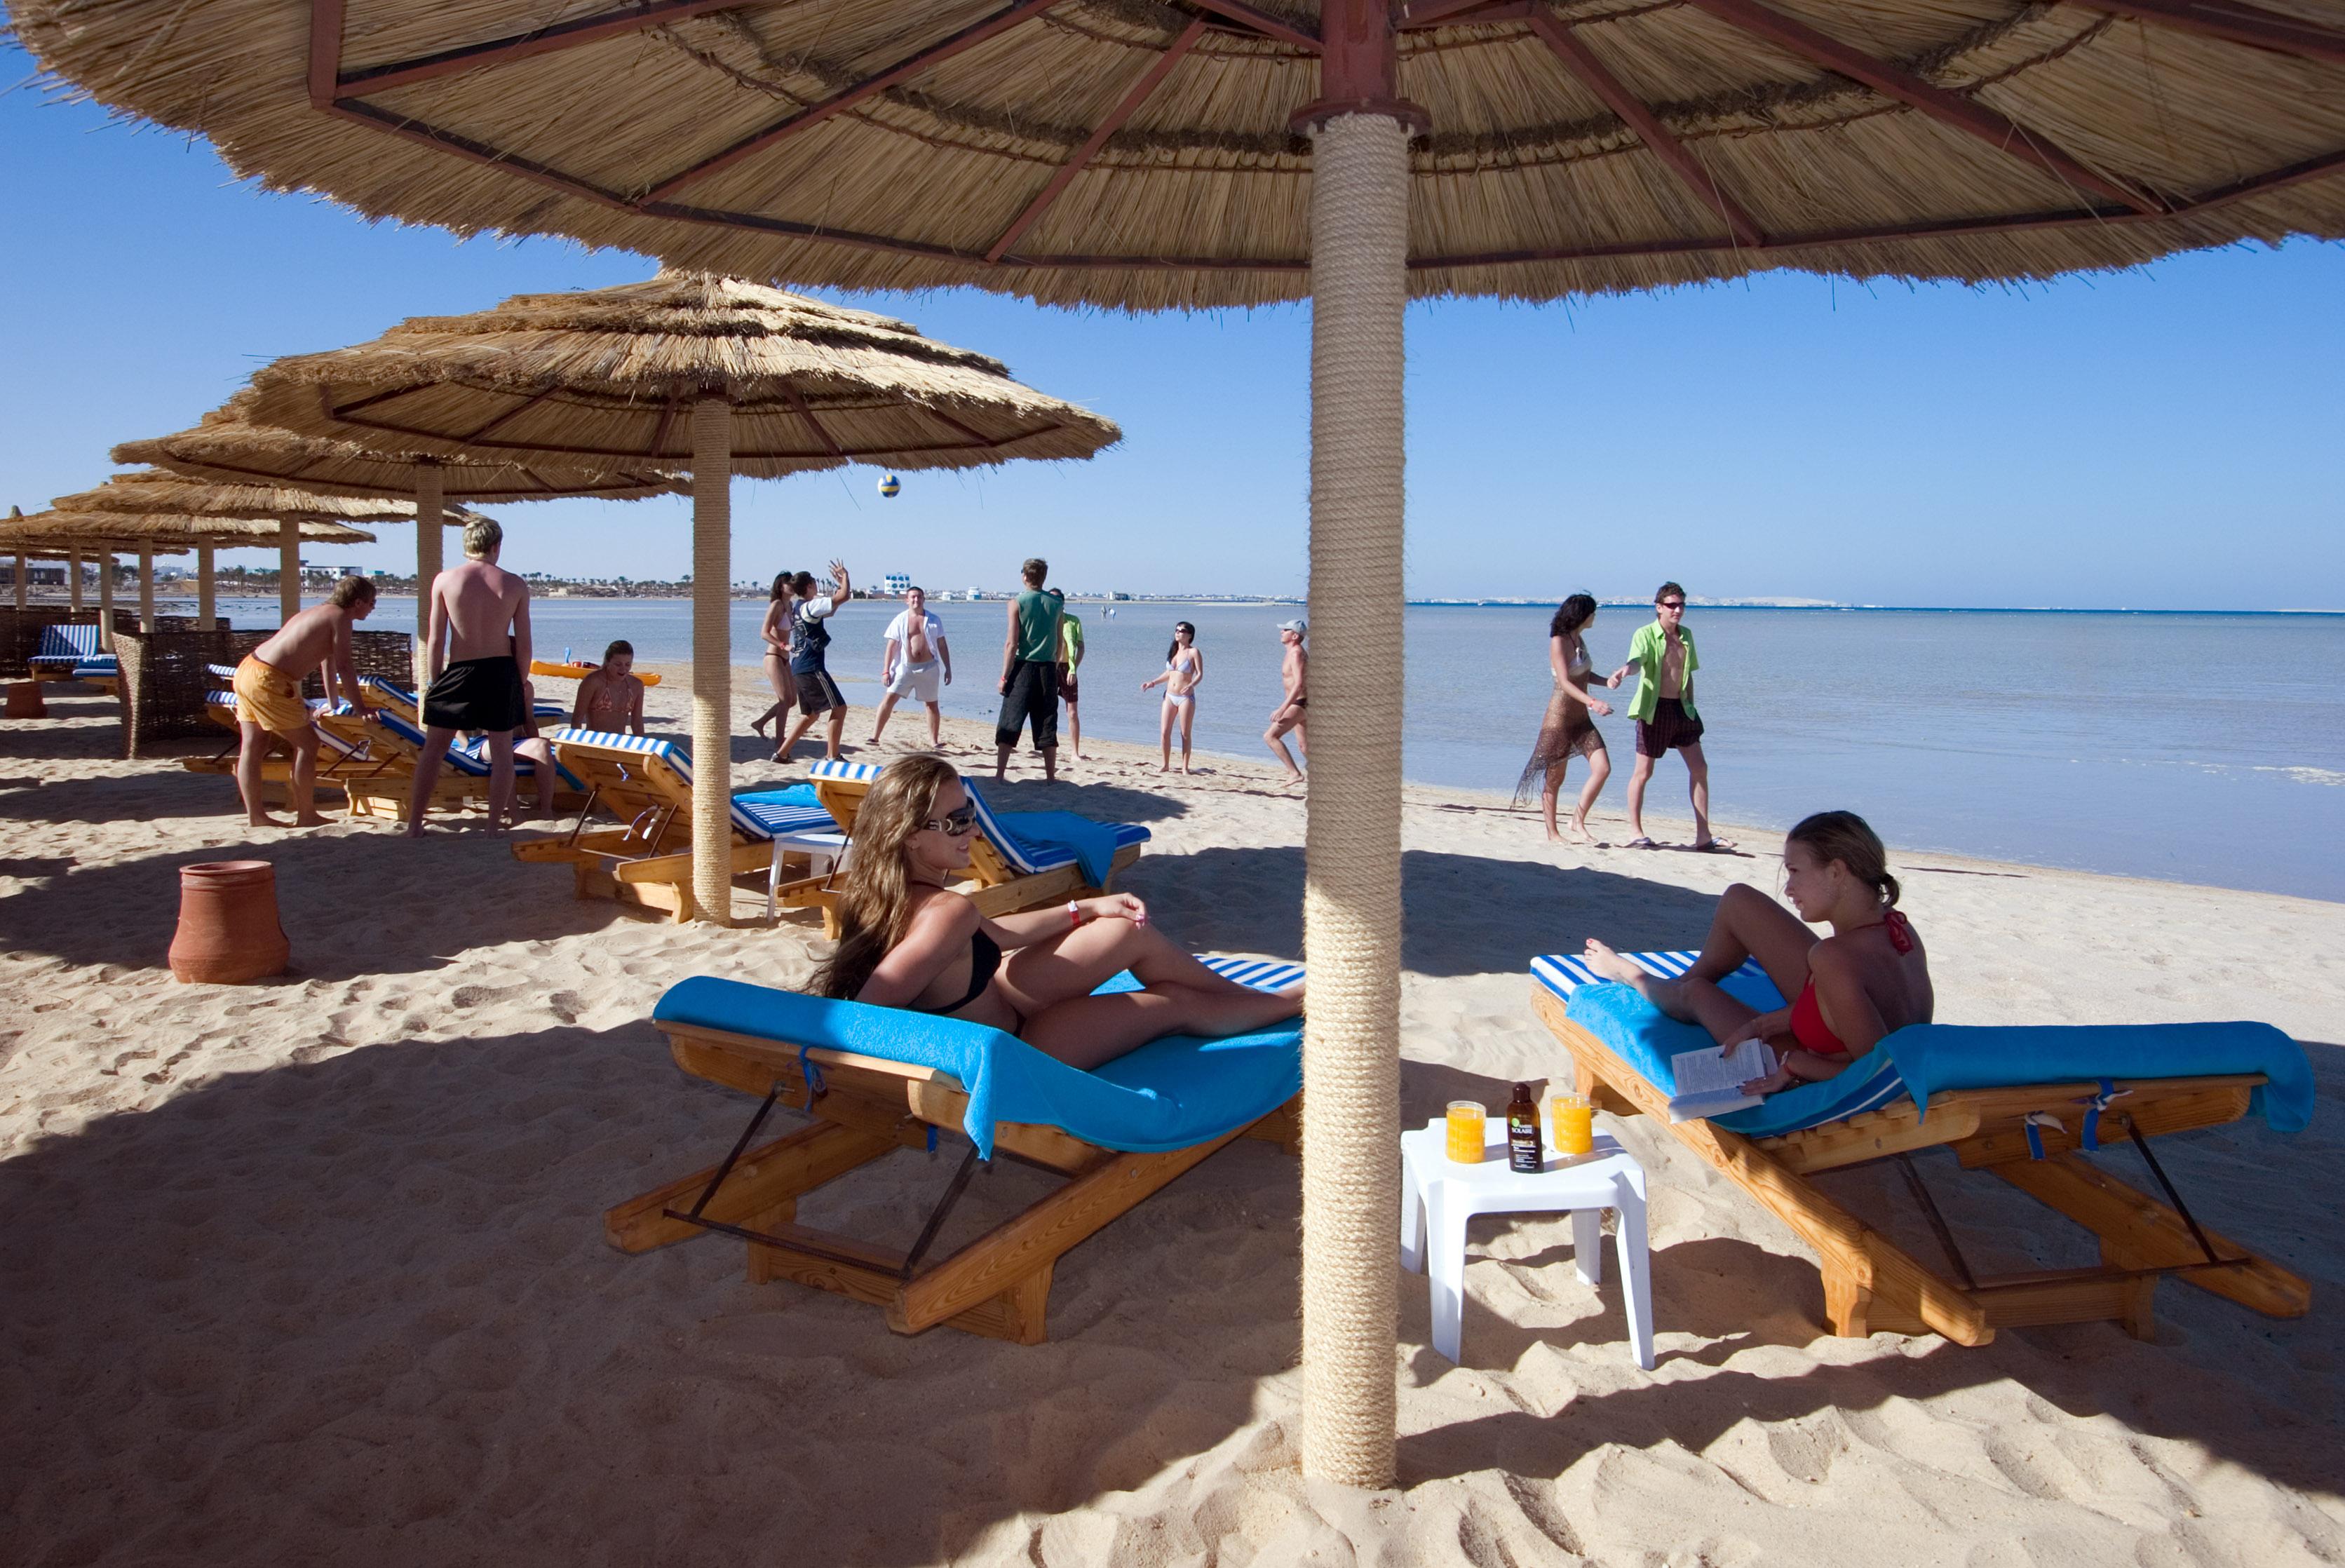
[1550,1093,1595,1158]
[1445,1100,1487,1163]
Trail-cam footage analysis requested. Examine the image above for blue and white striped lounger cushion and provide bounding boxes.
[30,625,102,667]
[206,663,238,683]
[654,954,1304,1158]
[546,726,774,839]
[1534,952,2313,1137]
[377,709,557,782]
[72,659,119,679]
[807,757,884,785]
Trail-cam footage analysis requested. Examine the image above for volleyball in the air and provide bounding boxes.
[878,473,902,499]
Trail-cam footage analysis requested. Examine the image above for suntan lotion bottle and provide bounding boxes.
[1506,1083,1543,1173]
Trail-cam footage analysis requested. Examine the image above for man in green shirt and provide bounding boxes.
[1054,589,1087,761]
[996,556,1063,780]
[1609,580,1731,851]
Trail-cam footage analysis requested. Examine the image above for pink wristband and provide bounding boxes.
[1067,900,1082,930]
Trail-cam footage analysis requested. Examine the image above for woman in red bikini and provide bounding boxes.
[1581,811,1932,1095]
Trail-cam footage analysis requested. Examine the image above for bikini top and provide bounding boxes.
[1788,910,1917,1057]
[1168,651,1198,675]
[933,928,1001,1016]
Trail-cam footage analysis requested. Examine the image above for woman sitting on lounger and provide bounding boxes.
[811,754,1302,1069]
[1583,810,1932,1095]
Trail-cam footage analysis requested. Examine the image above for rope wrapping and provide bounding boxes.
[196,545,215,627]
[412,461,443,696]
[96,550,116,650]
[1299,109,1410,1492]
[277,516,299,628]
[690,396,736,926]
[137,549,155,631]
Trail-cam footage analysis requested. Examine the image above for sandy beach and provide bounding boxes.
[3,662,2339,1567]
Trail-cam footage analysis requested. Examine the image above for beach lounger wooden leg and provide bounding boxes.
[1987,1152,2311,1323]
[1241,1095,1302,1156]
[603,1120,903,1253]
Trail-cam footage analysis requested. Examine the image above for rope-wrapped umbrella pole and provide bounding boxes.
[67,550,82,612]
[690,395,734,924]
[11,553,23,611]
[137,547,156,630]
[197,546,215,626]
[413,461,443,694]
[96,548,116,650]
[277,516,299,625]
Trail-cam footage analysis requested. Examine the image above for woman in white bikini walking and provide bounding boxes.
[1140,620,1203,774]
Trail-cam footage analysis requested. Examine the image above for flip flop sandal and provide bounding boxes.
[1691,839,1738,853]
[1626,836,1658,849]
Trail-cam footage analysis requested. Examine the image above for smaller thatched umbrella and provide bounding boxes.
[0,512,198,649]
[52,469,481,629]
[244,272,1119,924]
[115,400,677,675]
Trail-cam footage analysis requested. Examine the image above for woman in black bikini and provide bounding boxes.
[809,754,1302,1069]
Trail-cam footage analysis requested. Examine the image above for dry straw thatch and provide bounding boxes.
[238,272,1121,470]
[15,0,2345,309]
[114,400,682,503]
[0,513,197,556]
[52,469,485,527]
[0,510,375,550]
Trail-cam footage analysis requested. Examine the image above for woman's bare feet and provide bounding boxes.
[751,715,769,737]
[1564,823,1600,847]
[1582,939,1651,988]
[246,813,285,829]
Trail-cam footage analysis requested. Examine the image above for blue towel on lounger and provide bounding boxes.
[987,809,1121,886]
[1545,962,2313,1138]
[652,959,1303,1158]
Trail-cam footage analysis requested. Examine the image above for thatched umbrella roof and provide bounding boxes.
[239,272,1121,469]
[15,0,2345,310]
[0,513,197,555]
[52,468,484,527]
[113,400,680,503]
[0,511,376,549]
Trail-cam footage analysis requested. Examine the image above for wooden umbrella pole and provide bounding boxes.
[69,550,83,611]
[138,548,156,631]
[689,393,735,926]
[1296,0,1417,1490]
[197,545,215,627]
[413,460,444,694]
[277,515,299,626]
[97,550,117,650]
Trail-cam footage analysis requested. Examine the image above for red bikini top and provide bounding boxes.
[1790,910,1915,1057]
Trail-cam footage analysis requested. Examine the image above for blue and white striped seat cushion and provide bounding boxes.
[1534,949,1910,1137]
[808,757,884,785]
[1204,956,1306,993]
[71,659,119,679]
[547,727,772,838]
[205,662,238,682]
[31,625,102,664]
[735,798,837,837]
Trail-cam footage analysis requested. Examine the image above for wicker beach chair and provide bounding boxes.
[1530,951,2313,1344]
[604,957,1304,1344]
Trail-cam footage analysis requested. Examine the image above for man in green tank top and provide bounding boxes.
[996,556,1063,780]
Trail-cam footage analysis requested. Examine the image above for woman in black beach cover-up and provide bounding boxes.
[1515,594,1614,845]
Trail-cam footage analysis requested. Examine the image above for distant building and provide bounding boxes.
[884,572,912,597]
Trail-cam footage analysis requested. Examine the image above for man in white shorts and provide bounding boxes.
[868,584,952,747]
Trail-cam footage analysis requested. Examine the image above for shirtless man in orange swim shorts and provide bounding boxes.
[232,575,380,828]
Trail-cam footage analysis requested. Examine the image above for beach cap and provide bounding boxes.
[1278,618,1307,635]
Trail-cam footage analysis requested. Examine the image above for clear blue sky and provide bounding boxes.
[4,42,2340,610]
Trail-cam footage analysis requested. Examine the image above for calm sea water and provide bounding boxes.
[214,595,2344,901]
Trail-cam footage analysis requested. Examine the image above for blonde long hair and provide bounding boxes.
[809,754,961,1000]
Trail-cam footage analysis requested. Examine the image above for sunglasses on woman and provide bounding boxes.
[923,804,979,836]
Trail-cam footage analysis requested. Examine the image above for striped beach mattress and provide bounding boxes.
[547,728,831,840]
[30,624,102,668]
[806,757,1149,877]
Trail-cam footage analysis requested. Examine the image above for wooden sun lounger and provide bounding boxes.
[1532,985,2311,1345]
[607,1015,1300,1343]
[782,767,1144,936]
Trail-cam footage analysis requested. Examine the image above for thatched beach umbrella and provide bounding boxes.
[22,0,2345,1486]
[53,468,479,629]
[237,271,1119,925]
[0,513,196,647]
[115,401,678,680]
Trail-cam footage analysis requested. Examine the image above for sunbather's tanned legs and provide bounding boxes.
[1001,919,1302,1070]
[405,726,459,837]
[234,722,285,827]
[1586,884,1812,1043]
[285,726,326,825]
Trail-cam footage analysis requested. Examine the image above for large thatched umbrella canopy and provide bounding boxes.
[53,468,482,628]
[0,511,198,648]
[25,0,2344,1488]
[236,270,1121,926]
[114,400,680,687]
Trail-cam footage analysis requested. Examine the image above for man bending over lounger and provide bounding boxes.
[1582,811,1932,1095]
[811,754,1300,1069]
[233,574,379,828]
[407,516,532,837]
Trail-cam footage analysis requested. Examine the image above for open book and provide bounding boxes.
[1666,1039,1775,1122]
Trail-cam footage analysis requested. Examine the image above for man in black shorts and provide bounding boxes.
[1608,581,1731,851]
[996,557,1062,781]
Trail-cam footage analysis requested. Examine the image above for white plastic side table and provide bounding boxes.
[767,827,850,919]
[1400,1116,1654,1370]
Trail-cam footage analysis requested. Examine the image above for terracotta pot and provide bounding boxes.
[5,682,45,719]
[168,860,290,985]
